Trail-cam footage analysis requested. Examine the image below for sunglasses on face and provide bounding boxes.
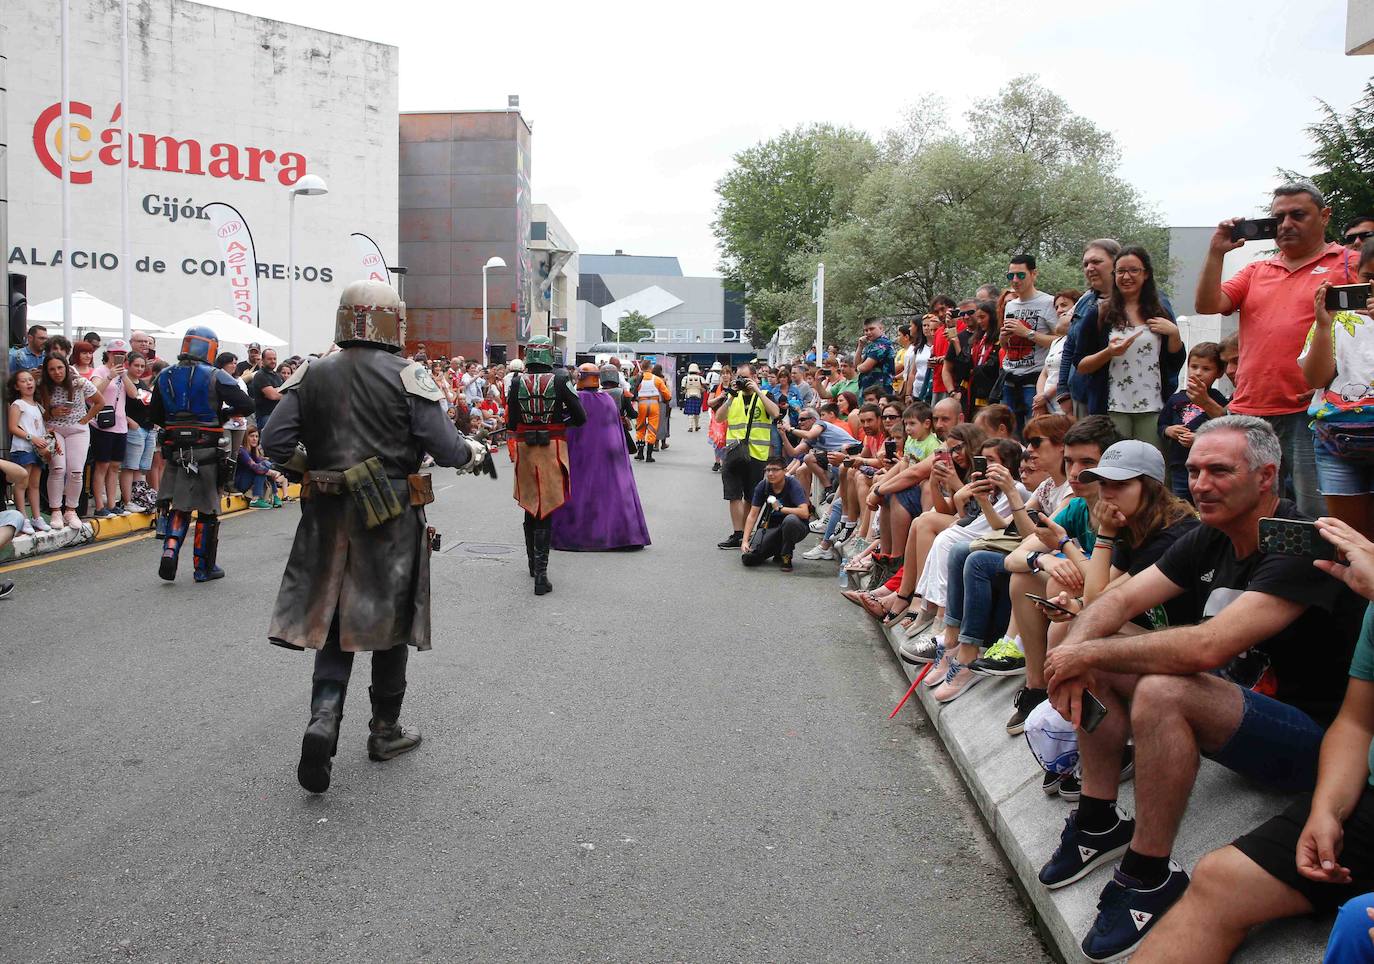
[1026,435,1045,447]
[1007,271,1028,281]
[1348,230,1374,244]
[882,413,900,419]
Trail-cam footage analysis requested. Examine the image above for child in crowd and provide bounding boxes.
[1157,342,1227,501]
[6,369,56,533]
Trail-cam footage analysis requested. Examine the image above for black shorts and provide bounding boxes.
[1233,785,1374,912]
[721,454,766,502]
[90,428,127,464]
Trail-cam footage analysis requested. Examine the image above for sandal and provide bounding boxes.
[880,593,915,626]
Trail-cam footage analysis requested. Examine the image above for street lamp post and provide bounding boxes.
[481,255,507,366]
[286,173,329,356]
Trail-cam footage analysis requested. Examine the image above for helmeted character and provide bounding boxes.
[262,279,490,794]
[147,325,253,582]
[630,360,671,462]
[507,336,585,595]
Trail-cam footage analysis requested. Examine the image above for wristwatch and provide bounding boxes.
[1026,551,1043,573]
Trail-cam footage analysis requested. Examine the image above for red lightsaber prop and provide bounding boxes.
[888,661,934,719]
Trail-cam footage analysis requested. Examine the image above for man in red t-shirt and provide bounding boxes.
[926,295,961,400]
[1195,180,1356,517]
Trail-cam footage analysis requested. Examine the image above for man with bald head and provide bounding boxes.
[130,330,156,362]
[932,396,962,441]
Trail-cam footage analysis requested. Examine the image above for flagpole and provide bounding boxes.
[815,262,824,366]
[120,0,131,338]
[60,0,72,339]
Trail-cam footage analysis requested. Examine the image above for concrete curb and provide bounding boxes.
[875,619,1330,962]
[0,485,300,565]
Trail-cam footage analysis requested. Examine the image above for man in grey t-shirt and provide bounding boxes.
[1001,253,1058,428]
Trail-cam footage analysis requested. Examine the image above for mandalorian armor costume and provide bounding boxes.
[506,336,585,595]
[262,280,491,794]
[147,325,253,583]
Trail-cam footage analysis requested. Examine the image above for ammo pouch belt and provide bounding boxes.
[163,426,221,452]
[516,425,564,447]
[303,457,435,529]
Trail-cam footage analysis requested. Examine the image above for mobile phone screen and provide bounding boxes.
[972,456,988,475]
[1257,517,1337,561]
[1230,217,1280,242]
[1326,283,1373,311]
[1024,591,1076,616]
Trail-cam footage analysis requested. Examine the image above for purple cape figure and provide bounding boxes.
[551,376,651,551]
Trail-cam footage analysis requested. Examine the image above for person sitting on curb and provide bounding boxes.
[740,457,811,572]
[1039,415,1366,962]
[1135,515,1374,961]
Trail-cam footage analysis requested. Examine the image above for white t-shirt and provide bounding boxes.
[1042,337,1066,398]
[1107,326,1163,414]
[1299,310,1374,419]
[10,399,44,451]
[907,345,931,391]
[1003,291,1058,375]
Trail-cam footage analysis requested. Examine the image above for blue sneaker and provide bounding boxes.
[1038,809,1135,890]
[1081,863,1190,962]
[93,508,113,519]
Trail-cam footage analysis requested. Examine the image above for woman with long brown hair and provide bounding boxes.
[37,352,107,529]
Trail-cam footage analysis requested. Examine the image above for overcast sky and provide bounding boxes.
[217,0,1372,276]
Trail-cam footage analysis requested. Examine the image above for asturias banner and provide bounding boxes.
[202,203,261,327]
[350,232,391,286]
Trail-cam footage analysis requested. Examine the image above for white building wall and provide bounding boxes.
[7,0,398,354]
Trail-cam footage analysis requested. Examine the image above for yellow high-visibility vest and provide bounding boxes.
[726,392,772,461]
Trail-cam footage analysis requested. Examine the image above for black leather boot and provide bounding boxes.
[367,686,422,761]
[644,442,656,463]
[522,516,536,577]
[634,442,645,461]
[533,526,553,596]
[298,679,346,793]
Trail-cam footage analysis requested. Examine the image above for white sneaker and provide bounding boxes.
[32,516,52,532]
[809,518,828,534]
[802,544,836,561]
[20,519,34,536]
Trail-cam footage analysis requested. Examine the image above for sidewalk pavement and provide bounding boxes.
[0,485,300,565]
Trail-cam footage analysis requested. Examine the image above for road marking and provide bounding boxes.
[0,507,263,574]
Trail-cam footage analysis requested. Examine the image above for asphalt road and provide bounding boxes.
[0,429,1047,963]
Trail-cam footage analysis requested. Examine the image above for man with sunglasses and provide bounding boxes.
[1344,214,1374,252]
[1195,179,1357,519]
[1003,255,1060,431]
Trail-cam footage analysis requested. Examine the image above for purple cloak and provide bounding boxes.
[551,389,651,551]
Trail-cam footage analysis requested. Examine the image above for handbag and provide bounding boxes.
[95,405,116,430]
[969,530,1023,554]
[986,370,1007,405]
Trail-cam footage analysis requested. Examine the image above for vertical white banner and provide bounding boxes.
[202,203,261,327]
[350,232,391,285]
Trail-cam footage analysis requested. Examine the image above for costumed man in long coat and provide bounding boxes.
[148,324,254,583]
[262,280,489,794]
[632,359,670,462]
[507,336,585,595]
[551,364,650,552]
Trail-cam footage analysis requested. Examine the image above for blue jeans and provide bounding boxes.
[943,546,1013,647]
[822,499,844,542]
[1263,411,1322,518]
[1324,893,1374,962]
[1003,372,1038,431]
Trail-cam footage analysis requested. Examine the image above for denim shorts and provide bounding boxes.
[890,486,922,517]
[123,425,157,471]
[1206,684,1324,793]
[8,449,41,467]
[1314,432,1374,496]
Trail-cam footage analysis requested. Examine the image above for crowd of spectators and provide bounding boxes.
[707,180,1374,961]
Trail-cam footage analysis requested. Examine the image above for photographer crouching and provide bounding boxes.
[711,364,781,549]
[740,457,811,571]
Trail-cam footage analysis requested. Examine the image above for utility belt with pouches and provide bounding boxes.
[303,457,434,529]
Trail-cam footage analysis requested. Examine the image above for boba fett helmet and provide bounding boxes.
[334,279,405,352]
[524,336,555,367]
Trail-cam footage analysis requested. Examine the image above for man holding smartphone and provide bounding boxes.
[1036,416,1365,961]
[1195,179,1356,518]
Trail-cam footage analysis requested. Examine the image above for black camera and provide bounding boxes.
[734,376,751,392]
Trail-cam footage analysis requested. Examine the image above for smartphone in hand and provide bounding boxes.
[1230,218,1279,243]
[1258,517,1337,561]
[1326,283,1373,311]
[971,455,988,476]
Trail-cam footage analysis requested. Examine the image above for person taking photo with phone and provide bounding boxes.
[1195,179,1357,519]
[1303,238,1374,538]
[1035,416,1365,962]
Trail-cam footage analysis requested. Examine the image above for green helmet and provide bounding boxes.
[525,336,554,367]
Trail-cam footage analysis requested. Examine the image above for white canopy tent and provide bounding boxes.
[160,309,287,350]
[25,289,170,337]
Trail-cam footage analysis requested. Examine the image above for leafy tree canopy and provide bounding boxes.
[1282,79,1374,239]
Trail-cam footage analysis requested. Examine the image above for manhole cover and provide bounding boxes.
[442,541,519,559]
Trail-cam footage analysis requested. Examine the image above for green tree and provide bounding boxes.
[807,76,1167,344]
[614,310,654,343]
[1282,79,1374,239]
[713,124,877,346]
